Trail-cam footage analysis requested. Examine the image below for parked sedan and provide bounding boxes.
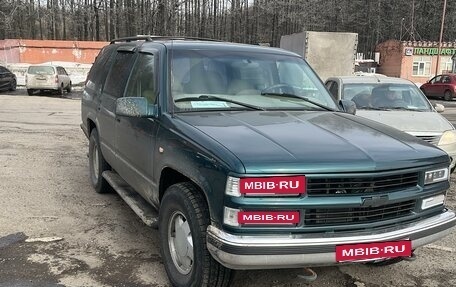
[325,75,456,171]
[0,65,17,92]
[420,74,456,101]
[26,65,72,95]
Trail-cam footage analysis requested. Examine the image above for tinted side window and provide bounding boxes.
[87,46,116,89]
[104,52,136,99]
[329,81,338,99]
[430,76,442,84]
[0,66,7,73]
[125,53,157,103]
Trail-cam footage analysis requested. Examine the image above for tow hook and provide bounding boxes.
[297,267,318,283]
[402,252,417,262]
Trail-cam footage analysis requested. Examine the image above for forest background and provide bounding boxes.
[1,0,455,56]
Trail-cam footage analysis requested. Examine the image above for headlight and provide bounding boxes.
[225,176,306,197]
[424,167,449,185]
[438,130,456,146]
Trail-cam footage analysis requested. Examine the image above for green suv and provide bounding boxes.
[81,36,455,287]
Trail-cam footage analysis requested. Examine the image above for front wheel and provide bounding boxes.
[27,89,34,96]
[9,79,16,91]
[66,82,72,93]
[159,183,232,287]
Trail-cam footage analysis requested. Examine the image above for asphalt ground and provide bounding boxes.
[0,89,455,287]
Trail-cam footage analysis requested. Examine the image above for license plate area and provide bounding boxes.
[335,240,412,262]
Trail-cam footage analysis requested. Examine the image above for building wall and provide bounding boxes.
[376,39,456,85]
[0,39,108,64]
[376,40,402,77]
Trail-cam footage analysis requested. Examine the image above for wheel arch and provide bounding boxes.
[159,167,215,223]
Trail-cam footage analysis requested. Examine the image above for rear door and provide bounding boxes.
[441,75,452,95]
[97,47,137,166]
[60,67,71,87]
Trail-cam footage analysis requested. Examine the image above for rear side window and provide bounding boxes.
[87,46,116,90]
[103,52,136,99]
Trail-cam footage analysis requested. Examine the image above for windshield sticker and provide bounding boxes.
[190,101,230,108]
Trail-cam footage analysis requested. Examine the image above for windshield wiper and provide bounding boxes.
[260,92,335,111]
[174,95,265,111]
[377,106,423,111]
[358,106,389,110]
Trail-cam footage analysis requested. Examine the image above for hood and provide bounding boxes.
[356,110,453,134]
[176,111,449,174]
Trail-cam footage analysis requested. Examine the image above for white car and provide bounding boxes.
[26,65,72,95]
[325,75,456,172]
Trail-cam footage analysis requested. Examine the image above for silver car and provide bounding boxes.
[325,75,456,171]
[26,65,72,95]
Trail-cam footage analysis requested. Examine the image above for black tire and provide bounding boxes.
[57,85,64,95]
[88,129,112,193]
[66,82,72,93]
[9,79,16,91]
[27,89,34,96]
[159,182,232,287]
[444,90,452,101]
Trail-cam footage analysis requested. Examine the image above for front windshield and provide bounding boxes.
[343,83,432,111]
[170,50,338,112]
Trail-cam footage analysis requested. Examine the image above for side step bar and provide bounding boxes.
[102,171,159,229]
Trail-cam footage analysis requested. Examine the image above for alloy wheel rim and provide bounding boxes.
[168,211,194,275]
[92,144,99,181]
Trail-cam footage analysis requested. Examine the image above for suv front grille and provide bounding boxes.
[416,135,440,145]
[304,200,416,226]
[307,173,419,196]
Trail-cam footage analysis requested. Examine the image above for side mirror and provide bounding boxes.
[339,99,356,115]
[434,103,445,113]
[116,97,157,117]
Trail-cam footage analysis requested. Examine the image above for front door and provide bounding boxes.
[115,52,159,205]
[98,50,136,165]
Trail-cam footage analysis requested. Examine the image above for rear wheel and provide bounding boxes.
[444,90,452,101]
[66,82,72,93]
[159,182,232,287]
[57,84,64,95]
[88,129,112,193]
[27,89,34,96]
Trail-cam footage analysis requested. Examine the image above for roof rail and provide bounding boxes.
[110,35,221,44]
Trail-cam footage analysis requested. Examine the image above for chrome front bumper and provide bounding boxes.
[207,210,456,270]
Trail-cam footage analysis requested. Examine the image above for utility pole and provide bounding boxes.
[410,0,415,41]
[435,0,448,76]
[400,18,405,41]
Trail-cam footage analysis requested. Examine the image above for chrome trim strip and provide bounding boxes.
[207,211,456,269]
